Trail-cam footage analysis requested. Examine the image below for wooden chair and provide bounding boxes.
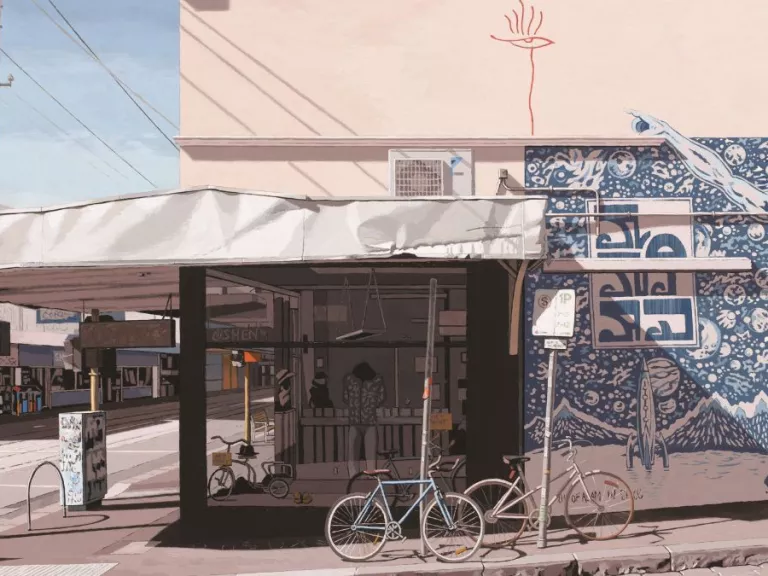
[251,408,275,442]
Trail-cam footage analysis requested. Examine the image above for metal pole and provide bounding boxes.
[419,278,438,557]
[244,361,252,444]
[537,348,558,548]
[90,309,99,411]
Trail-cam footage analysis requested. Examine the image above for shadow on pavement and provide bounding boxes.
[97,500,179,511]
[145,498,768,553]
[0,522,169,540]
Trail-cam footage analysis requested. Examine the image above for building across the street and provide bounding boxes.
[0,306,181,415]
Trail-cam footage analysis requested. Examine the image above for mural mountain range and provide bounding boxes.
[525,395,768,454]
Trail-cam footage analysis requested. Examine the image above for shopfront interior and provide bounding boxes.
[202,260,523,510]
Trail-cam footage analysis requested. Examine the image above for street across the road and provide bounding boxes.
[0,390,274,513]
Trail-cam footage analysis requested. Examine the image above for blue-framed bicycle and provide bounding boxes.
[325,453,485,563]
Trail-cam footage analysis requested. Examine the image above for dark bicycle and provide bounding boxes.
[346,437,466,507]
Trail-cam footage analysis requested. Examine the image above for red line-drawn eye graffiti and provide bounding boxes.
[490,0,554,136]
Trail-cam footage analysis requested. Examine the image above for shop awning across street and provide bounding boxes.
[0,186,549,312]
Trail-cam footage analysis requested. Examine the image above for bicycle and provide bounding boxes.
[326,453,485,563]
[207,435,294,501]
[346,435,466,508]
[464,438,634,548]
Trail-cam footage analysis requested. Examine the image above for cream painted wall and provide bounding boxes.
[180,148,526,196]
[180,0,761,193]
[180,0,764,139]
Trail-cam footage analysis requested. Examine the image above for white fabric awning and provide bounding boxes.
[0,187,548,312]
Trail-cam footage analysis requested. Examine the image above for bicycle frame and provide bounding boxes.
[492,460,592,519]
[379,455,464,495]
[352,478,456,532]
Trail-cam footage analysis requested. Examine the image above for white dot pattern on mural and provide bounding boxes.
[0,564,116,576]
[523,116,768,510]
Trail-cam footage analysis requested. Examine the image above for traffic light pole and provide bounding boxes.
[90,309,99,411]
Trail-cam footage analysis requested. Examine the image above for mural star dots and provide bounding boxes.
[523,139,768,472]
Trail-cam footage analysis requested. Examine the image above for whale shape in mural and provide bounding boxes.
[626,359,670,472]
[628,110,768,213]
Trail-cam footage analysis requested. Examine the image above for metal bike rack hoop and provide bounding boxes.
[27,460,67,531]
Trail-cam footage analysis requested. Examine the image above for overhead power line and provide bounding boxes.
[4,89,128,182]
[0,48,157,187]
[33,0,179,150]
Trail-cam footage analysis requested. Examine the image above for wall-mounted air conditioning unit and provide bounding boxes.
[388,149,474,197]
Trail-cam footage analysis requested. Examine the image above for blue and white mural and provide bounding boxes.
[524,114,768,510]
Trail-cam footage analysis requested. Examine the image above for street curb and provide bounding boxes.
[222,539,768,576]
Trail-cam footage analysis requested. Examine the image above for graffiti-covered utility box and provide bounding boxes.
[59,411,107,510]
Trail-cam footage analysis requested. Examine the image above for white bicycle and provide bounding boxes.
[464,438,635,548]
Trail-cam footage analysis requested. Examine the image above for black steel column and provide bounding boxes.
[465,261,522,485]
[179,266,207,539]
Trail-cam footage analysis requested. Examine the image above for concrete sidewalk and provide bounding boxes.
[2,493,768,576]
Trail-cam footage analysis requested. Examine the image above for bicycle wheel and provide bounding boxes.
[325,493,388,561]
[346,472,399,508]
[464,478,530,548]
[422,492,484,562]
[208,466,235,501]
[564,471,634,541]
[268,477,290,499]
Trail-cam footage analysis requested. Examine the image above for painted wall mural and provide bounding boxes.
[524,123,768,510]
[490,0,553,136]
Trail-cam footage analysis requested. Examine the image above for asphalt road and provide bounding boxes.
[0,389,274,513]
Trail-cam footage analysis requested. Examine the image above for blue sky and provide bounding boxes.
[0,0,178,207]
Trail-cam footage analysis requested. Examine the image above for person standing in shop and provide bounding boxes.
[343,361,385,477]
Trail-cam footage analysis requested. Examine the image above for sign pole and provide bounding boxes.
[419,278,438,557]
[537,346,558,548]
[531,288,575,550]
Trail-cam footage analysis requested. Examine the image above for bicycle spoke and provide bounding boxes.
[326,494,387,561]
[464,479,528,548]
[564,471,634,541]
[422,493,484,562]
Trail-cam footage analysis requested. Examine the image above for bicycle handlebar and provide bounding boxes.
[555,438,577,461]
[428,453,444,473]
[210,435,248,447]
[555,438,574,451]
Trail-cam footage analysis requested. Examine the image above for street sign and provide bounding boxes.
[79,319,176,349]
[532,289,576,338]
[544,338,567,350]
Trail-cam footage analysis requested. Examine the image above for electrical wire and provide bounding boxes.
[34,0,179,150]
[2,89,127,181]
[0,48,157,188]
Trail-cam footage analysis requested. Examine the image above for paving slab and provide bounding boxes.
[574,545,671,576]
[356,563,484,575]
[483,552,577,576]
[668,540,768,571]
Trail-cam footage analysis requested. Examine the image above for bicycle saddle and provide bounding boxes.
[377,449,398,458]
[502,455,530,465]
[362,469,391,477]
